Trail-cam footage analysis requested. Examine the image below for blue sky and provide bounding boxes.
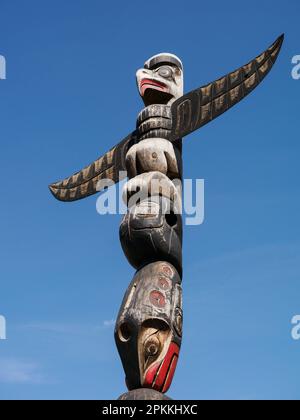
[0,0,299,400]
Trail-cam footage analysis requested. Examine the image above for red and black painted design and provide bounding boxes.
[49,35,283,203]
[144,342,179,393]
[49,39,284,400]
[114,261,182,393]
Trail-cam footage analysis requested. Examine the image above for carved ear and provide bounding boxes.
[48,132,136,202]
[170,34,284,141]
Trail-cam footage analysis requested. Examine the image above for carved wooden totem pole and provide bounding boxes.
[49,35,283,399]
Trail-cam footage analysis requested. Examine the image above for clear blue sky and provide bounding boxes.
[0,0,299,400]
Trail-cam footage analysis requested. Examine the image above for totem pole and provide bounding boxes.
[49,35,284,399]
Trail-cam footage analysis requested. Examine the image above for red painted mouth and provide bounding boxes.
[140,78,167,96]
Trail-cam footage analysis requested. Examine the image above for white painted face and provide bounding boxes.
[136,53,184,106]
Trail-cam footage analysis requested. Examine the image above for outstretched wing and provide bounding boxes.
[170,34,284,141]
[49,131,136,202]
[49,35,283,202]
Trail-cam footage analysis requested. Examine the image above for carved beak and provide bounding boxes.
[140,78,168,96]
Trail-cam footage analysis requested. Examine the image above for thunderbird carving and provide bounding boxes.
[49,35,284,399]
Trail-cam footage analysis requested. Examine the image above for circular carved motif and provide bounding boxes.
[149,290,166,308]
[157,276,171,291]
[161,265,173,278]
[144,336,161,359]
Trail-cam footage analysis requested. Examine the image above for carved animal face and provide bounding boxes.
[114,261,182,393]
[136,53,183,106]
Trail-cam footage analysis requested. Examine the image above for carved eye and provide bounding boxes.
[144,336,161,359]
[157,66,173,79]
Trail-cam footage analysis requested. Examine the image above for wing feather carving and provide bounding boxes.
[49,132,136,202]
[170,34,284,140]
[49,35,284,202]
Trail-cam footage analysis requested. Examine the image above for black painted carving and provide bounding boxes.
[119,197,183,277]
[169,34,284,141]
[49,35,283,201]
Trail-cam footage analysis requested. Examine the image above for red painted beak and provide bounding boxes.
[143,342,179,393]
[140,78,167,96]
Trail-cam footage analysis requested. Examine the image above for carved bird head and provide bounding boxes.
[136,53,183,106]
